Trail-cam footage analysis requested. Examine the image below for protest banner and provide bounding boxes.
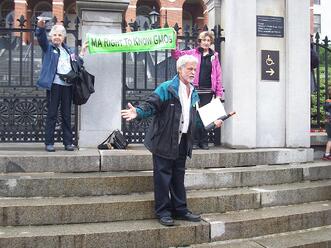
[87,28,176,54]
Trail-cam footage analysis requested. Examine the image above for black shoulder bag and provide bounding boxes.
[97,130,128,150]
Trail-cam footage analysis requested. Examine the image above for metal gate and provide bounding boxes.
[311,33,331,130]
[122,21,225,144]
[0,15,80,143]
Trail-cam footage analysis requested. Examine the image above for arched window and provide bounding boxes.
[182,10,193,29]
[183,0,205,28]
[33,1,52,29]
[136,5,152,30]
[0,0,14,27]
[33,1,52,19]
[66,2,76,15]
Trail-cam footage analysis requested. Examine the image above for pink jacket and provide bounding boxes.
[171,46,223,97]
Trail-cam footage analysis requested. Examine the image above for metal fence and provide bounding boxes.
[311,33,331,130]
[0,14,80,143]
[121,21,225,144]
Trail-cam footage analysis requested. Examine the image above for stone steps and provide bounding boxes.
[202,200,331,242]
[0,219,210,248]
[0,147,313,173]
[0,146,328,247]
[189,225,331,248]
[0,180,330,226]
[1,162,330,197]
[1,200,331,247]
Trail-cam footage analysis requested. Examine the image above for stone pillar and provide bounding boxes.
[204,0,221,28]
[125,0,137,31]
[14,0,28,27]
[76,0,130,147]
[221,0,257,148]
[285,0,310,147]
[52,0,64,23]
[217,0,310,148]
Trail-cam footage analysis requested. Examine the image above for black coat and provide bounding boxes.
[136,75,199,160]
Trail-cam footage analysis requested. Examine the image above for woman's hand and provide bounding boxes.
[79,41,88,57]
[37,20,46,28]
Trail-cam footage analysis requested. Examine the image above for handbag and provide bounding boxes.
[97,130,128,150]
[72,66,95,105]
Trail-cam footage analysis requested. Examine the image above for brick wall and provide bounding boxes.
[53,0,64,23]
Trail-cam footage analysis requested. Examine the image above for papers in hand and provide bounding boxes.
[197,98,226,128]
[37,16,53,21]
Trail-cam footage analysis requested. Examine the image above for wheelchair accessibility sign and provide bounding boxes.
[261,50,279,81]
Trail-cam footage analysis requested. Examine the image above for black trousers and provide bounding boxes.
[194,92,213,145]
[152,134,189,218]
[45,83,73,146]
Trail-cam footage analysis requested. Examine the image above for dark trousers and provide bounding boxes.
[153,134,188,218]
[194,92,213,145]
[45,83,73,146]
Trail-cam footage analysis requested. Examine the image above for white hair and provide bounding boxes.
[176,55,198,71]
[49,24,67,38]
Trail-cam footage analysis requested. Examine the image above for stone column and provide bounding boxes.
[125,0,137,32]
[52,0,64,23]
[221,0,257,148]
[285,0,310,147]
[14,0,27,27]
[203,0,221,28]
[76,0,130,147]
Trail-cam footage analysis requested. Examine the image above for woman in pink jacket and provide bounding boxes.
[171,31,223,149]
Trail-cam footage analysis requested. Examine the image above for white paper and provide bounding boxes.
[198,99,226,128]
[37,16,53,21]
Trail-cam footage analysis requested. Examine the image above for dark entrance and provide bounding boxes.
[0,15,80,143]
[122,22,225,144]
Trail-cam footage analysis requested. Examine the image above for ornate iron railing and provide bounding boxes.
[311,33,331,130]
[0,14,80,143]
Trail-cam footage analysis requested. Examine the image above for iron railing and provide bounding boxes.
[0,14,80,143]
[311,33,331,130]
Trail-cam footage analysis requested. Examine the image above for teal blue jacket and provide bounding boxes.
[137,75,199,159]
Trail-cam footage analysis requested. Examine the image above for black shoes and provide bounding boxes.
[199,143,209,150]
[173,212,201,222]
[65,144,75,151]
[159,212,201,226]
[192,143,209,150]
[159,216,175,226]
[192,144,199,150]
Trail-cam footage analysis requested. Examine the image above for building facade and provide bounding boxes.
[0,0,208,31]
[310,0,331,38]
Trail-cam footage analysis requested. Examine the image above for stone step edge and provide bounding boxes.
[0,218,209,238]
[2,161,330,177]
[202,200,331,241]
[189,225,331,248]
[1,179,331,206]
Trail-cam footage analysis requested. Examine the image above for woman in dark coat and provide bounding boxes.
[36,19,87,152]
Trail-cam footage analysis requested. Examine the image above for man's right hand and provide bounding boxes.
[121,103,137,121]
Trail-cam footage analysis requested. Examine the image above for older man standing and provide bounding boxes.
[121,55,222,226]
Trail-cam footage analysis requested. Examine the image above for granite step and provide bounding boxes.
[202,200,331,242]
[1,180,330,226]
[189,225,331,248]
[0,219,209,248]
[1,162,330,198]
[101,147,313,171]
[0,147,313,173]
